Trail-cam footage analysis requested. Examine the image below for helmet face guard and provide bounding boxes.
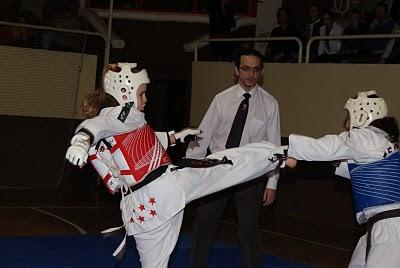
[344,90,388,129]
[103,63,150,107]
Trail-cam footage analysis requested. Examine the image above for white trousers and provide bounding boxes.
[349,217,400,268]
[134,211,184,268]
[128,142,278,267]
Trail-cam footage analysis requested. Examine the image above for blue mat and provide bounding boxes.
[0,234,313,267]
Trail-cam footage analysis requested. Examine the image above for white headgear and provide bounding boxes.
[344,90,388,129]
[103,62,150,106]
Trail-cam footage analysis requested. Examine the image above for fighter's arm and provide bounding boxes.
[65,131,91,167]
[186,97,220,159]
[66,107,132,167]
[75,114,130,146]
[288,132,354,162]
[66,116,121,167]
[155,128,201,149]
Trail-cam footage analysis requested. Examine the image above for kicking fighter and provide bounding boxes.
[65,63,287,268]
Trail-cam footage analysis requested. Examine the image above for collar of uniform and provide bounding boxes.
[236,84,258,98]
[100,104,146,125]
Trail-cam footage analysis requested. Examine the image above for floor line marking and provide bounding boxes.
[218,219,353,253]
[29,207,88,235]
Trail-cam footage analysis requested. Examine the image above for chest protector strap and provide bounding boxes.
[348,151,400,213]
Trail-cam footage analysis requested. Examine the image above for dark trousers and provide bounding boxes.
[189,179,265,268]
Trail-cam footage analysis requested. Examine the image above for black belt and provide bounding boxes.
[128,156,233,192]
[129,165,169,192]
[170,156,233,171]
[365,208,400,261]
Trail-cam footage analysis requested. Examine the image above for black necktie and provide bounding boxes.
[225,93,251,149]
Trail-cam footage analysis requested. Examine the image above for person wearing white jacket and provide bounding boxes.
[282,91,400,268]
[316,10,344,62]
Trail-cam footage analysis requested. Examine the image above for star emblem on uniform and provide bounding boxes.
[148,197,156,205]
[138,216,145,223]
[138,204,145,211]
[149,210,157,217]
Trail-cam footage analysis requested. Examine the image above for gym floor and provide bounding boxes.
[0,162,362,268]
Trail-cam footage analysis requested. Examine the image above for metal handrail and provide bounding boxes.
[0,21,108,63]
[80,8,125,49]
[194,36,303,63]
[306,34,400,63]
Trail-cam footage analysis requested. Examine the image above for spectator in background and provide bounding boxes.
[367,1,394,62]
[265,7,300,62]
[380,21,400,63]
[10,10,42,49]
[208,0,236,61]
[341,9,369,63]
[42,0,83,52]
[304,3,322,59]
[0,1,42,49]
[314,10,343,63]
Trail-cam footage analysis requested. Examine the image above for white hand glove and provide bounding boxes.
[174,128,201,143]
[268,145,288,164]
[65,132,91,167]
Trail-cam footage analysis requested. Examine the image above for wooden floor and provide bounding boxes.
[0,176,362,268]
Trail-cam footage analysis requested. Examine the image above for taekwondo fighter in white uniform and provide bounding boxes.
[282,91,400,268]
[65,63,285,268]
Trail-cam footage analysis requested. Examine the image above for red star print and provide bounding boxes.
[129,217,134,223]
[138,216,145,223]
[149,210,157,217]
[148,197,156,206]
[138,204,145,211]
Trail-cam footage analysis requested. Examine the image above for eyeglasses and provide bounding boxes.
[239,66,262,73]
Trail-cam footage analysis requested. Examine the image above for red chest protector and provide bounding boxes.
[88,124,172,194]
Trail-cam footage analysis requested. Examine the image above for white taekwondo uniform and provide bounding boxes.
[76,104,280,268]
[288,126,400,268]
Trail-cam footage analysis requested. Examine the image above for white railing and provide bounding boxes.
[306,34,400,63]
[194,37,303,63]
[194,34,400,64]
[0,21,109,63]
[80,8,125,50]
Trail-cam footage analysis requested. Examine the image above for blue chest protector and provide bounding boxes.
[348,151,400,213]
